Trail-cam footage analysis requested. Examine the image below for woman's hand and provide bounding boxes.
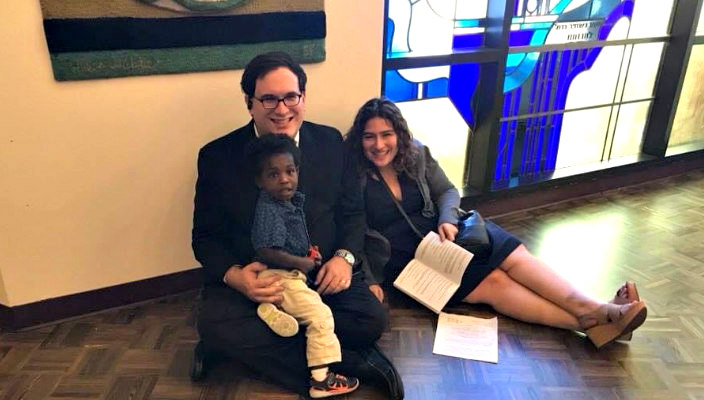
[369,284,384,303]
[438,222,458,242]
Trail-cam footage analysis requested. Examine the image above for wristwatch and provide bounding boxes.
[334,249,356,266]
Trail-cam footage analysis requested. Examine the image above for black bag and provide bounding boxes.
[373,166,491,257]
[455,208,491,256]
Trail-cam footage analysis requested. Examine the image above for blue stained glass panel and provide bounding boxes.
[550,0,572,14]
[384,69,451,103]
[455,20,481,28]
[521,22,554,30]
[496,0,641,184]
[426,78,450,98]
[384,70,418,102]
[383,63,479,128]
[385,19,395,57]
[448,63,480,127]
[453,34,484,50]
[509,30,534,46]
[385,0,488,58]
[590,0,622,18]
[388,0,643,183]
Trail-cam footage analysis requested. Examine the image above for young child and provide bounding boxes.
[246,134,359,399]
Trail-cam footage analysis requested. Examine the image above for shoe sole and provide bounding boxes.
[309,380,360,398]
[257,303,299,337]
[586,300,647,349]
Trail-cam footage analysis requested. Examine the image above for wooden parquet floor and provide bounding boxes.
[2,169,703,400]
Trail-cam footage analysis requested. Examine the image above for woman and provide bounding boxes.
[344,97,647,349]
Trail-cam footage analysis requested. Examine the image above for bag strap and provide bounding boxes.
[372,167,424,240]
[453,206,469,220]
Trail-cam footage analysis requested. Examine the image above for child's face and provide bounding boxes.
[256,153,299,201]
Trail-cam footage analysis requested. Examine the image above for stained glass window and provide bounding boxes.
[509,0,672,47]
[383,1,489,182]
[499,0,670,184]
[382,0,680,191]
[385,62,479,188]
[385,63,480,126]
[498,40,663,182]
[668,44,704,155]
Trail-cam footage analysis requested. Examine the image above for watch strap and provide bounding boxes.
[334,249,355,266]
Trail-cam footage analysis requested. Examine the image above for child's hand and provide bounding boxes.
[308,245,322,267]
[309,257,319,271]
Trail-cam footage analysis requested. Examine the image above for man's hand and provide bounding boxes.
[224,262,284,304]
[315,256,353,295]
[438,223,458,242]
[368,284,384,303]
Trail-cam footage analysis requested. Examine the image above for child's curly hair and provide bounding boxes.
[244,133,301,179]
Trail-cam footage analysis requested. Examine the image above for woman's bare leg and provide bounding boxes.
[465,245,647,346]
[468,245,644,328]
[496,245,605,319]
[464,268,581,330]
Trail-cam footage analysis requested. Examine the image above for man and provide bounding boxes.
[191,51,404,399]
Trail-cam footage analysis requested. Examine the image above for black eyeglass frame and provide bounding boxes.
[251,93,303,109]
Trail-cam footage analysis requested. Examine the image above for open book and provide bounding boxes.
[393,231,474,313]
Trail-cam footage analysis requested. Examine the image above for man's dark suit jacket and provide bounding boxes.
[192,120,365,286]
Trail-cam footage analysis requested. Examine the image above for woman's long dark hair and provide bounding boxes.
[344,97,419,176]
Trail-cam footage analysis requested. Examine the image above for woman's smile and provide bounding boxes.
[362,117,398,169]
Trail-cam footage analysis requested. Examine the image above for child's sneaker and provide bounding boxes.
[309,372,359,398]
[256,303,298,337]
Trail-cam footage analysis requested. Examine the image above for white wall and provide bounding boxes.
[0,0,383,306]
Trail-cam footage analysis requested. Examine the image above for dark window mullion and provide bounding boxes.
[383,49,503,70]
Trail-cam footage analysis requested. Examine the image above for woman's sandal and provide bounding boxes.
[581,300,648,349]
[610,281,640,341]
[612,281,640,305]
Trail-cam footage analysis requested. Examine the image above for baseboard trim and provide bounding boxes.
[0,268,202,332]
[464,150,704,217]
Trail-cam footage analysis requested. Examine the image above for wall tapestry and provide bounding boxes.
[39,0,326,81]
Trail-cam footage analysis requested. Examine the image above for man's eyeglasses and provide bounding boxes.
[252,93,302,109]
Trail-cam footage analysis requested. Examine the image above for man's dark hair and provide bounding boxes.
[241,51,307,108]
[245,133,301,179]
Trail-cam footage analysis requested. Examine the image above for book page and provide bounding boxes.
[433,312,498,363]
[393,259,459,314]
[414,231,474,284]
